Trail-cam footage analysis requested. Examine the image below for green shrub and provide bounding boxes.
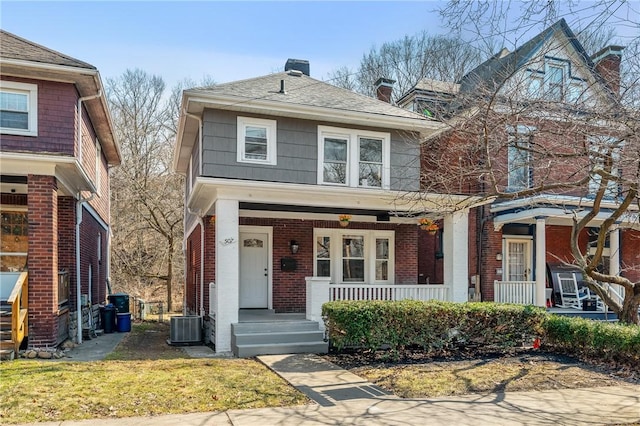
[322,300,546,355]
[542,315,640,365]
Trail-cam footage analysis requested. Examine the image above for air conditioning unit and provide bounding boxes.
[169,316,202,345]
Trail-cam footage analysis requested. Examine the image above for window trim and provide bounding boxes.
[317,125,391,189]
[0,80,38,136]
[588,135,622,199]
[236,116,277,165]
[313,228,395,284]
[506,125,534,191]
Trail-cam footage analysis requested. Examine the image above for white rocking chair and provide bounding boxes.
[556,273,590,309]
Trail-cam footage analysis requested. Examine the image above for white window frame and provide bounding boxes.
[317,125,391,189]
[236,116,277,165]
[313,228,395,284]
[588,136,621,199]
[506,125,534,191]
[0,81,38,136]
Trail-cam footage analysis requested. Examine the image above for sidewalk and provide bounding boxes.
[19,352,640,426]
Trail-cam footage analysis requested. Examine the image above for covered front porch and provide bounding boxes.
[490,195,636,310]
[188,178,475,354]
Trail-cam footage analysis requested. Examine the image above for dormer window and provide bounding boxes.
[546,64,564,100]
[528,58,585,103]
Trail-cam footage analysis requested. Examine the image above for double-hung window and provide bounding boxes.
[507,125,533,191]
[0,209,28,272]
[318,126,390,188]
[588,136,621,199]
[237,116,277,165]
[314,229,394,284]
[0,81,37,136]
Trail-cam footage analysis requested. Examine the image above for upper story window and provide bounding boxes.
[95,140,102,193]
[0,81,38,136]
[507,125,533,191]
[318,126,390,189]
[588,136,621,199]
[528,58,585,103]
[237,116,277,165]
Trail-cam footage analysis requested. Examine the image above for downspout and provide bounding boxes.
[75,193,95,344]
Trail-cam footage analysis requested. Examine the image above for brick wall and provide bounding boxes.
[57,196,76,305]
[185,226,201,315]
[621,229,640,282]
[27,175,59,348]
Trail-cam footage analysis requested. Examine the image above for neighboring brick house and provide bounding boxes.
[173,60,474,355]
[0,30,120,352]
[399,19,640,307]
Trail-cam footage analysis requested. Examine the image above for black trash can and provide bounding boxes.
[100,304,116,334]
[108,293,130,313]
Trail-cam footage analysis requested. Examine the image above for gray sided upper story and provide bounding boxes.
[176,66,442,195]
[192,108,421,192]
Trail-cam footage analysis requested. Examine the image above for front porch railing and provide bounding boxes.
[494,280,536,305]
[329,284,450,302]
[8,272,28,353]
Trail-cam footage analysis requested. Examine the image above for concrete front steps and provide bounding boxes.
[231,319,328,358]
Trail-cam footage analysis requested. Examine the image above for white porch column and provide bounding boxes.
[535,216,547,307]
[306,277,330,330]
[443,209,469,303]
[609,226,620,276]
[214,198,239,353]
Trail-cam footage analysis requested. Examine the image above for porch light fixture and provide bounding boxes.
[496,253,503,261]
[290,240,300,254]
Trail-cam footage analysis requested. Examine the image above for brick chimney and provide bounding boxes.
[375,77,395,103]
[591,45,624,96]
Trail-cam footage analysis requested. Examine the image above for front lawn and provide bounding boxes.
[0,323,308,424]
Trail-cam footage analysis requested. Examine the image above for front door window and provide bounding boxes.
[505,239,532,281]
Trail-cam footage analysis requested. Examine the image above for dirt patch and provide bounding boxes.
[106,321,189,360]
[324,349,639,398]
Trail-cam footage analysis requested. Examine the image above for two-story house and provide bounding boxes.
[173,60,476,356]
[399,19,640,312]
[0,30,120,358]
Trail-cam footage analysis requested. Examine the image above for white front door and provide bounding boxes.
[239,232,269,308]
[504,238,532,281]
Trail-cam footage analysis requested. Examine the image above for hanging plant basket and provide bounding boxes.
[338,214,352,227]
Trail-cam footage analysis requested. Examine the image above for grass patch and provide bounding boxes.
[0,321,308,424]
[0,358,307,424]
[349,355,629,398]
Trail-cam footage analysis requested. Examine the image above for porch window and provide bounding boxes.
[316,236,331,277]
[0,81,38,136]
[342,235,365,282]
[314,229,394,284]
[318,126,390,189]
[0,210,28,272]
[237,116,277,165]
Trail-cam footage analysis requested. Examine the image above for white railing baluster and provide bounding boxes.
[328,284,450,302]
[493,280,536,305]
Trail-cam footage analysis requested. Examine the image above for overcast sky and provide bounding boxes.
[1,1,450,87]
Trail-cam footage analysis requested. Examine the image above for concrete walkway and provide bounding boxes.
[21,352,640,426]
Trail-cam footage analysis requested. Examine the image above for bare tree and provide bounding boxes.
[328,33,485,102]
[425,2,640,323]
[107,69,185,311]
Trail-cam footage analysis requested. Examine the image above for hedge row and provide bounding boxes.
[322,300,546,355]
[543,315,640,365]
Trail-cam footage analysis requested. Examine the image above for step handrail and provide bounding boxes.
[7,272,28,353]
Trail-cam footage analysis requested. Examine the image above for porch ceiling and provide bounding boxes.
[493,206,640,230]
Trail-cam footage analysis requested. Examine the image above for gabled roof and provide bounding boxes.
[0,30,120,166]
[174,70,442,172]
[458,18,599,95]
[0,30,95,69]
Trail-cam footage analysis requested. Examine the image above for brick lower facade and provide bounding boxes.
[185,217,426,315]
